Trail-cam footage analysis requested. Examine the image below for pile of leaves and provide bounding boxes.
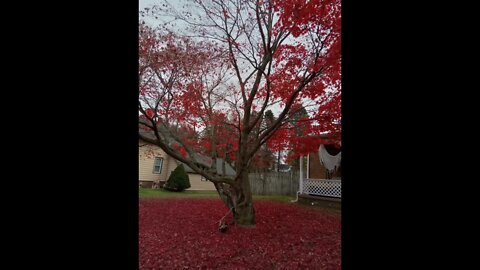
[139,199,341,269]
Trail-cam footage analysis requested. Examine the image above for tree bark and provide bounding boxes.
[232,173,255,227]
[277,150,281,172]
[214,173,256,227]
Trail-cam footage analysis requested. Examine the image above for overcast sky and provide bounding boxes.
[139,0,163,26]
[139,0,159,10]
[138,0,339,121]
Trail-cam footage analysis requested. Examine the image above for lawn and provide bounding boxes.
[139,187,218,198]
[139,187,295,203]
[139,198,341,269]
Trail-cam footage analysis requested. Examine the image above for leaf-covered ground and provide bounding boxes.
[139,199,341,269]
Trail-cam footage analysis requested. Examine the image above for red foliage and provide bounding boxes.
[139,199,341,269]
[139,0,341,194]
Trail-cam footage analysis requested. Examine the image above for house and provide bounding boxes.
[139,140,236,191]
[298,143,341,200]
[306,144,341,180]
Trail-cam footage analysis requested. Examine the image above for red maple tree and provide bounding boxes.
[139,0,341,226]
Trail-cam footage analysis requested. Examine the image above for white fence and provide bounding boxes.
[302,179,341,198]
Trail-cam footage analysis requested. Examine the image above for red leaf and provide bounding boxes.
[139,199,341,269]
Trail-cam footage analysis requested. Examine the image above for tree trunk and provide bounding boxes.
[232,173,255,226]
[214,173,256,227]
[277,150,281,172]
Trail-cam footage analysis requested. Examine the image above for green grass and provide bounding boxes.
[139,188,295,202]
[253,194,295,203]
[139,188,217,198]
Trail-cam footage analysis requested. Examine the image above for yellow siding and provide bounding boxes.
[139,142,169,182]
[187,174,216,191]
[165,157,179,180]
[139,141,216,191]
[164,161,215,190]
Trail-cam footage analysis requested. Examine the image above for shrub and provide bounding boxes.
[164,164,191,192]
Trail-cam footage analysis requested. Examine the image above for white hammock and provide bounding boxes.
[319,144,341,174]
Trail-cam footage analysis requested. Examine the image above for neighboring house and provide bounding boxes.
[182,158,236,188]
[139,140,236,191]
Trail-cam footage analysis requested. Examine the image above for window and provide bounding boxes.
[153,157,163,174]
[201,176,208,182]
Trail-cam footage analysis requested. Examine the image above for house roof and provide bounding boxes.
[181,158,236,177]
[139,124,236,176]
[139,123,157,141]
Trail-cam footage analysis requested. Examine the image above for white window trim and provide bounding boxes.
[153,157,163,174]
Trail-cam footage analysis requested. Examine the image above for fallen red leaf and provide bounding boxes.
[139,199,341,269]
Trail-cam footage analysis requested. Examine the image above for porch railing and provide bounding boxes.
[302,179,341,198]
